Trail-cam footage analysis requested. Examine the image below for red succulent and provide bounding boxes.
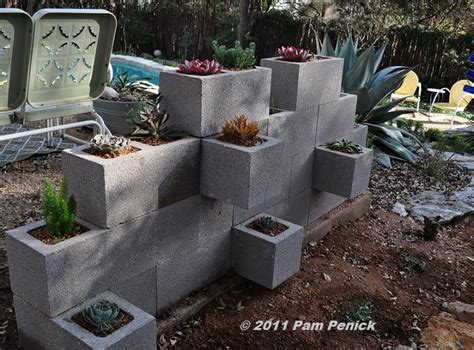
[277,46,312,62]
[177,59,223,75]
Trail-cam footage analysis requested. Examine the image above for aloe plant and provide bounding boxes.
[318,34,421,168]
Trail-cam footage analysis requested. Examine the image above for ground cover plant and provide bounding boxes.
[212,41,256,70]
[219,114,264,147]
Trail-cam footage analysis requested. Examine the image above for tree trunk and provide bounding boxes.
[238,0,250,44]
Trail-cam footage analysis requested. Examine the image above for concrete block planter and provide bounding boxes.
[231,213,304,289]
[312,145,374,199]
[201,135,285,209]
[160,67,271,137]
[315,93,358,146]
[260,56,343,111]
[345,123,369,146]
[14,292,156,350]
[63,137,200,228]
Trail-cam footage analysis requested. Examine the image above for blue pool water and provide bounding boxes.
[111,60,160,85]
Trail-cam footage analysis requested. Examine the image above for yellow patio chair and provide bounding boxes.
[429,79,473,128]
[390,70,422,111]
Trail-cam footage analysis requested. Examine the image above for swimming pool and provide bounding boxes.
[111,60,160,85]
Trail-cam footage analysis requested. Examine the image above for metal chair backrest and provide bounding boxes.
[394,70,419,96]
[450,79,473,109]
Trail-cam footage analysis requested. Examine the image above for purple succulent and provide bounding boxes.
[277,46,312,62]
[177,59,223,75]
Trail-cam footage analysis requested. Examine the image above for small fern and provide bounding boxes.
[43,178,76,237]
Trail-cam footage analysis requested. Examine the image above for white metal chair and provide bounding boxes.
[0,9,117,145]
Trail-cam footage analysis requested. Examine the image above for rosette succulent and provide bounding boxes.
[82,300,122,335]
[177,59,222,75]
[277,46,312,62]
[327,139,363,154]
[90,135,130,154]
[221,114,261,146]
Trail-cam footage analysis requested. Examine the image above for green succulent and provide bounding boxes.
[212,40,256,69]
[43,178,76,237]
[82,300,122,335]
[327,139,363,154]
[404,255,426,272]
[90,135,130,154]
[253,216,277,231]
[318,34,422,168]
[345,300,373,322]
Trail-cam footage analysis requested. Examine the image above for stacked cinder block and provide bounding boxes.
[7,55,373,349]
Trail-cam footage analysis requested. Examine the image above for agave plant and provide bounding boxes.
[90,135,130,154]
[318,34,421,167]
[128,94,187,140]
[221,114,261,146]
[253,216,277,231]
[277,46,312,62]
[326,139,363,154]
[177,59,222,75]
[82,300,122,335]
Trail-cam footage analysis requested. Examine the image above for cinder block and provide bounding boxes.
[6,195,232,317]
[160,67,271,137]
[290,150,314,196]
[111,267,157,316]
[156,195,232,313]
[201,136,285,209]
[261,56,343,111]
[62,137,201,228]
[268,107,318,158]
[308,189,346,222]
[315,93,358,146]
[344,123,369,147]
[15,291,156,350]
[268,189,311,227]
[312,145,374,199]
[231,213,304,289]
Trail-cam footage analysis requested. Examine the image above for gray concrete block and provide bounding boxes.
[268,189,311,227]
[312,145,374,199]
[231,213,304,289]
[308,189,346,222]
[15,292,156,350]
[156,195,232,313]
[63,137,201,228]
[268,107,318,158]
[6,195,232,318]
[201,136,285,209]
[290,149,314,196]
[261,56,343,111]
[315,93,358,146]
[111,267,157,316]
[160,67,271,137]
[344,123,369,147]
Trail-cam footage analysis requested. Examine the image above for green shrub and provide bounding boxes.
[212,40,256,69]
[43,178,76,237]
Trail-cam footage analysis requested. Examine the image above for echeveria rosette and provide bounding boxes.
[178,59,222,75]
[277,46,312,62]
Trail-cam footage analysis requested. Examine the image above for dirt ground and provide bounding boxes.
[0,154,473,349]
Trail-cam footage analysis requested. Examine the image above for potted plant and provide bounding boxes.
[93,72,158,135]
[231,213,304,289]
[14,291,156,350]
[63,95,199,228]
[201,115,285,209]
[160,41,271,137]
[312,139,374,198]
[261,46,344,111]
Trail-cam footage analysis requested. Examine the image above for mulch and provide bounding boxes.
[28,224,89,245]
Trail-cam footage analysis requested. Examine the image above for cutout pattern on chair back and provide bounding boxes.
[450,79,473,108]
[394,70,418,96]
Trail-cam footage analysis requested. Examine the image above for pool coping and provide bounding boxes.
[111,54,177,73]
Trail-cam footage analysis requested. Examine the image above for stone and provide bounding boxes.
[446,301,474,324]
[315,93,358,146]
[62,137,200,228]
[14,291,156,350]
[101,86,119,100]
[160,67,271,137]
[421,312,474,350]
[201,136,285,209]
[392,202,408,217]
[268,108,318,158]
[260,56,343,111]
[154,49,162,57]
[312,145,373,199]
[231,213,304,289]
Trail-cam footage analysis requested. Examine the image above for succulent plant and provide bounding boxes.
[212,41,256,69]
[90,135,130,154]
[82,300,122,335]
[128,94,187,140]
[277,46,312,62]
[177,59,222,75]
[326,139,363,154]
[253,216,277,231]
[43,177,76,237]
[221,114,261,146]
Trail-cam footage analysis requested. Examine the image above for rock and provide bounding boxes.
[154,49,162,57]
[395,345,413,350]
[421,312,474,349]
[392,202,408,217]
[446,301,474,325]
[323,273,331,282]
[120,93,140,102]
[101,86,119,100]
